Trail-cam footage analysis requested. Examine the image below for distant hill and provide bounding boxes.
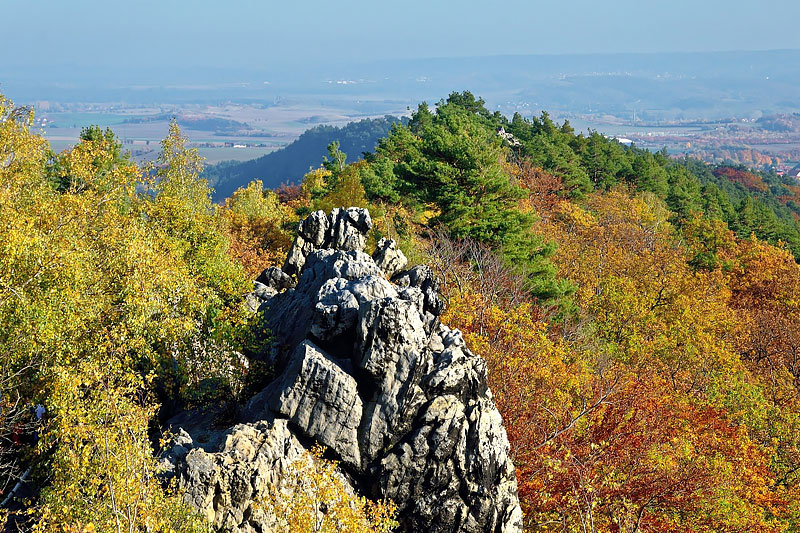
[204,116,402,200]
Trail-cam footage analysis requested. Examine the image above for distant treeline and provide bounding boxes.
[124,113,252,133]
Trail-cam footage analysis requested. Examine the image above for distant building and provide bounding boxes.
[603,134,634,146]
[787,165,800,179]
[496,127,521,148]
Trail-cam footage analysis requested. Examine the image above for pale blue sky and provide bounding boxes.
[3,0,800,68]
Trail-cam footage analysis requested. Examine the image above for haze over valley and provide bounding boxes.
[6,49,800,178]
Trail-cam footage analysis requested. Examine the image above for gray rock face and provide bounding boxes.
[311,275,397,342]
[176,419,309,532]
[256,266,295,292]
[267,340,363,467]
[393,265,446,332]
[356,297,430,465]
[373,237,408,277]
[330,207,373,251]
[283,207,373,276]
[172,208,523,533]
[244,267,296,313]
[283,210,330,276]
[263,249,385,364]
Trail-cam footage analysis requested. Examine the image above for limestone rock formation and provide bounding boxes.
[269,340,363,467]
[256,266,295,293]
[283,207,373,276]
[244,267,296,312]
[175,419,309,532]
[372,237,408,277]
[171,207,523,532]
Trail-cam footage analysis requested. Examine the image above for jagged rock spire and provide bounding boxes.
[171,207,523,532]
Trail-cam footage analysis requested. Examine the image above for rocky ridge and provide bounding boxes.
[169,207,523,532]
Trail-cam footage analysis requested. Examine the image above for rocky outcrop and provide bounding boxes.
[283,207,373,276]
[173,419,309,532]
[245,267,296,312]
[171,207,523,532]
[268,340,363,467]
[372,237,408,277]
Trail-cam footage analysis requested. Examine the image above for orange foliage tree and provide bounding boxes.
[436,185,793,531]
[220,180,296,278]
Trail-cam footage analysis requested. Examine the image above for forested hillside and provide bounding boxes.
[5,90,800,532]
[203,116,401,201]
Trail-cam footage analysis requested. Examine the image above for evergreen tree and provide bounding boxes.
[701,184,736,222]
[368,94,570,303]
[581,132,630,189]
[666,165,703,221]
[629,152,669,197]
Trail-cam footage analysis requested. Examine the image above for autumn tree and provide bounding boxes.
[259,445,397,533]
[434,183,794,531]
[0,96,251,530]
[221,180,295,278]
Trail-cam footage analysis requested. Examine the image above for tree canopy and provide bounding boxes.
[6,89,800,532]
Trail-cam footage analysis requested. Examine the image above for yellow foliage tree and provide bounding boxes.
[221,180,295,278]
[300,167,332,201]
[550,189,745,393]
[35,361,208,533]
[313,162,369,214]
[0,96,250,531]
[259,445,397,533]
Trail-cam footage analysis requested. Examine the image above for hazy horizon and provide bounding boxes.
[4,1,800,171]
[3,0,800,71]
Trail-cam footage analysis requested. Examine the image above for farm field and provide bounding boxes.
[36,99,405,163]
